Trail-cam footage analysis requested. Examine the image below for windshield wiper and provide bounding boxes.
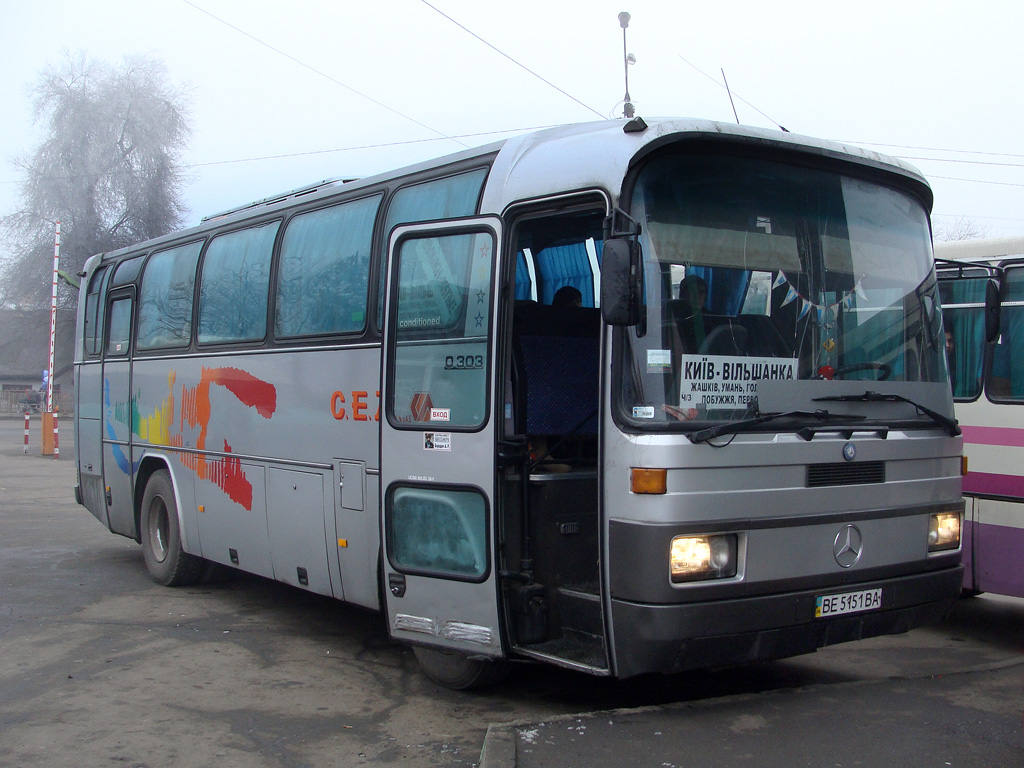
[812,391,960,437]
[688,409,866,444]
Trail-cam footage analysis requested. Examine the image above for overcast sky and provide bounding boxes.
[2,0,1022,241]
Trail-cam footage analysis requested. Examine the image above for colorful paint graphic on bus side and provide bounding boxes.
[178,366,277,511]
[103,378,141,475]
[105,366,277,511]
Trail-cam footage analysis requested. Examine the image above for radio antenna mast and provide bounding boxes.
[618,12,634,118]
[721,68,740,124]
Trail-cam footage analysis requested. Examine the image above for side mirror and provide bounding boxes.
[601,239,642,326]
[985,278,1001,343]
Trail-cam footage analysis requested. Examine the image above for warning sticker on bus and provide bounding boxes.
[679,354,797,410]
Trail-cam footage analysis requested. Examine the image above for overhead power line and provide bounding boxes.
[927,175,1024,188]
[178,0,467,147]
[841,141,1024,161]
[419,0,606,120]
[677,55,789,132]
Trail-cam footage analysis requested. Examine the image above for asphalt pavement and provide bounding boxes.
[481,651,1023,767]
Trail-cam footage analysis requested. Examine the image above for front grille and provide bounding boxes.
[806,461,885,488]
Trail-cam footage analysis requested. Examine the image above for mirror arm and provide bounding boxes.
[604,207,642,239]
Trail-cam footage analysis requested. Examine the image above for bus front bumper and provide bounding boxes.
[609,565,963,679]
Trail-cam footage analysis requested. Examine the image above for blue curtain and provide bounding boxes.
[947,279,987,399]
[535,242,598,307]
[688,266,750,315]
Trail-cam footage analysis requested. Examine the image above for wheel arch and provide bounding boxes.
[134,455,189,551]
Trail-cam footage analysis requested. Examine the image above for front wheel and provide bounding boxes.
[412,646,509,690]
[140,469,203,586]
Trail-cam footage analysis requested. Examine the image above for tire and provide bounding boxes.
[140,469,203,586]
[412,646,510,690]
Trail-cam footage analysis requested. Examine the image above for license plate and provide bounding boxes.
[815,588,882,618]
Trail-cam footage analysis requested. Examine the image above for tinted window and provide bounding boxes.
[378,168,488,326]
[389,230,495,429]
[83,266,109,357]
[198,222,279,344]
[988,268,1024,401]
[387,486,488,580]
[112,256,144,286]
[939,275,988,400]
[276,195,380,337]
[107,297,132,357]
[137,241,203,350]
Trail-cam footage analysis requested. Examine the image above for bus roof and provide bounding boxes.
[934,236,1024,263]
[87,117,931,270]
[482,117,929,214]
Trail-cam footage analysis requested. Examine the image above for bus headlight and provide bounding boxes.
[670,534,737,583]
[928,512,961,552]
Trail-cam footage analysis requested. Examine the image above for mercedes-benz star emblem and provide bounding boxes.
[833,525,863,568]
[843,442,857,462]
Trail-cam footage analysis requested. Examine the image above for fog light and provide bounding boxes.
[928,512,961,552]
[670,534,737,583]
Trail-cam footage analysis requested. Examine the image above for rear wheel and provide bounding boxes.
[140,469,203,586]
[412,646,510,690]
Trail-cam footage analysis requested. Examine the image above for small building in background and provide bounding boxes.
[0,308,75,414]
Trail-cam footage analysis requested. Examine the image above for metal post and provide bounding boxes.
[24,412,29,454]
[47,222,61,414]
[618,12,634,119]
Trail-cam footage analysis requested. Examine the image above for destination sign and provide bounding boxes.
[679,354,797,410]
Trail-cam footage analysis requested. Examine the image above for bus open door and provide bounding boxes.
[380,218,507,688]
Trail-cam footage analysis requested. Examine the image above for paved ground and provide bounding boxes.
[1,417,1022,767]
[490,634,1024,767]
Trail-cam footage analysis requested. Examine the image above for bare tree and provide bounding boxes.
[1,52,192,311]
[933,216,990,243]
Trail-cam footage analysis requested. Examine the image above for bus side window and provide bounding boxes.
[940,275,988,400]
[138,241,203,350]
[377,168,489,329]
[988,268,1024,400]
[106,297,133,357]
[83,266,110,357]
[276,195,381,338]
[198,222,280,345]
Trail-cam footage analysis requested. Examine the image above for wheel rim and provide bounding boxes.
[148,497,170,564]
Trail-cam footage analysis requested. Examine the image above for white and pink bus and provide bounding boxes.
[936,236,1024,598]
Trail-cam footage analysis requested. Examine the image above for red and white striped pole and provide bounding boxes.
[53,409,60,459]
[46,221,60,414]
[24,411,29,454]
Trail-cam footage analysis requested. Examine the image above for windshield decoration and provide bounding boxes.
[773,271,868,324]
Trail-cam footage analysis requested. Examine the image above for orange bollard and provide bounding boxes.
[41,412,55,455]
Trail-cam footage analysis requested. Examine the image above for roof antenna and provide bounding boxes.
[721,68,740,125]
[618,12,635,118]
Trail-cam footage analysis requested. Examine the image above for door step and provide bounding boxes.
[558,584,603,637]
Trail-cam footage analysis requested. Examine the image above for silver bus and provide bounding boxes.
[74,118,964,688]
[935,236,1024,599]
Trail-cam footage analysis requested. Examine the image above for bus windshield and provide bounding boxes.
[621,152,945,426]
